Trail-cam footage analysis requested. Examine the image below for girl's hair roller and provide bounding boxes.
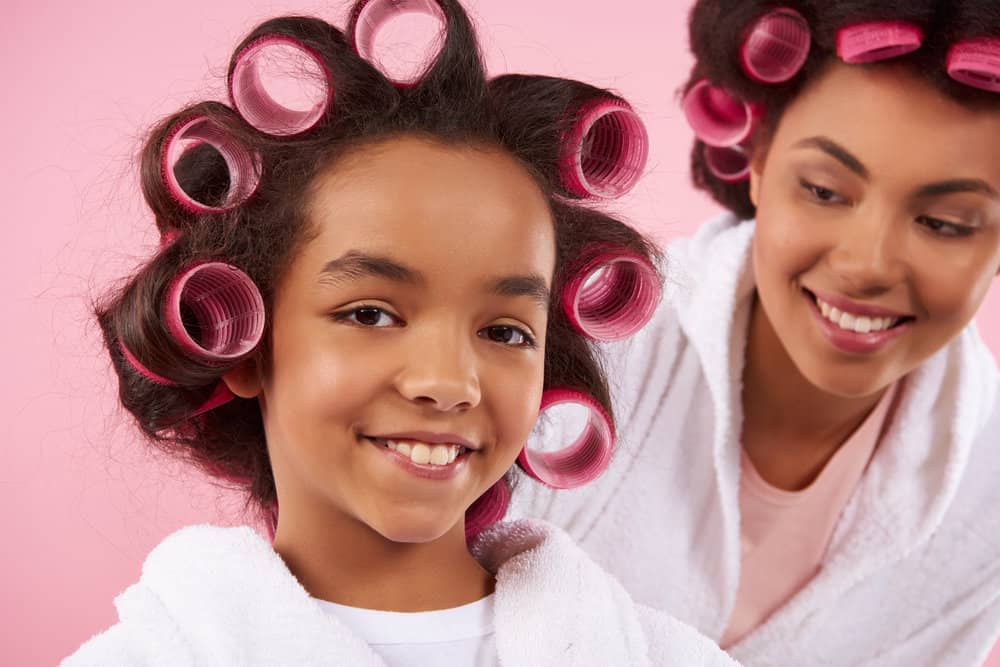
[464,479,511,541]
[347,0,446,85]
[561,99,649,199]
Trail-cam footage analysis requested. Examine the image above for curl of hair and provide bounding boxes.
[97,3,661,519]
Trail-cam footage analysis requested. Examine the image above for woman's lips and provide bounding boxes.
[803,289,912,355]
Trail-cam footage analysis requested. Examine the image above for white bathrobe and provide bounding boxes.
[63,518,737,666]
[514,214,1000,666]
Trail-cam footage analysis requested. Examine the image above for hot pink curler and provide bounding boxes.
[464,479,511,541]
[163,262,266,364]
[518,389,615,490]
[119,340,175,386]
[349,0,446,85]
[562,245,661,342]
[740,8,811,84]
[947,38,1000,93]
[836,21,923,64]
[682,80,759,148]
[161,115,262,213]
[705,144,751,183]
[561,99,649,199]
[229,36,333,136]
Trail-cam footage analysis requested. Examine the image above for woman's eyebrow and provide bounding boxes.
[793,136,870,179]
[318,250,425,286]
[489,275,550,307]
[914,179,998,200]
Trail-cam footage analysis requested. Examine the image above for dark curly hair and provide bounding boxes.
[94,0,661,525]
[686,0,1000,220]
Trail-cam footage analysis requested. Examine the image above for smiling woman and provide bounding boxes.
[516,1,1000,665]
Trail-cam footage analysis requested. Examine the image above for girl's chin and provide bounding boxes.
[370,513,467,545]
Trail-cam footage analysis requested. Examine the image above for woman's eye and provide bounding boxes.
[916,216,975,238]
[337,306,399,327]
[481,325,535,348]
[800,180,843,204]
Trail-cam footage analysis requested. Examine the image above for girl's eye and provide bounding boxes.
[481,325,535,348]
[336,306,399,327]
[800,180,845,205]
[916,216,975,238]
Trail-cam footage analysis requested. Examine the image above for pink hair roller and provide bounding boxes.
[229,35,333,136]
[947,38,1000,93]
[464,479,511,541]
[836,21,924,64]
[518,389,615,490]
[561,99,649,199]
[118,341,237,417]
[349,0,446,85]
[705,144,751,183]
[562,245,661,342]
[163,262,266,364]
[740,7,811,84]
[682,80,760,148]
[161,115,262,213]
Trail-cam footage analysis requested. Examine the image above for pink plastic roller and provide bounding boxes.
[947,38,1000,93]
[836,21,923,64]
[562,245,661,342]
[682,80,759,148]
[118,341,237,417]
[163,262,266,364]
[705,144,751,183]
[229,35,333,136]
[162,115,262,213]
[464,479,511,541]
[561,99,649,199]
[348,0,446,85]
[740,7,811,84]
[518,389,615,490]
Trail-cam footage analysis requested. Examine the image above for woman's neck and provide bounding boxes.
[741,295,887,490]
[272,499,494,612]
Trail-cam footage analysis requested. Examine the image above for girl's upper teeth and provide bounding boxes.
[385,440,462,465]
[817,297,898,333]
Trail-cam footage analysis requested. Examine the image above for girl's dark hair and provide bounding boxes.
[686,0,1000,220]
[96,0,660,520]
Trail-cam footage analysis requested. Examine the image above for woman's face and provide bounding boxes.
[231,136,554,543]
[750,61,1000,398]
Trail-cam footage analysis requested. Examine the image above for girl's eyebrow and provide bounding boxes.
[318,250,550,305]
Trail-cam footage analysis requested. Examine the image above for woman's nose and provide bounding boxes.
[826,209,906,295]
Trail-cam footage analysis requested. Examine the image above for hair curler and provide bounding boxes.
[947,38,1000,93]
[704,144,751,182]
[347,0,446,85]
[682,80,759,148]
[118,341,237,417]
[836,21,923,64]
[560,99,649,199]
[229,35,333,136]
[464,479,511,541]
[740,7,811,84]
[161,115,261,213]
[518,389,615,490]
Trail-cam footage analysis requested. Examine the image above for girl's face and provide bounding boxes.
[750,62,1000,398]
[234,136,554,543]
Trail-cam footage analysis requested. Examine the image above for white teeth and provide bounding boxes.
[814,296,898,333]
[385,440,463,466]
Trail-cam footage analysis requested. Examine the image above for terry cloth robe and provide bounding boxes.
[63,518,738,666]
[513,214,1000,666]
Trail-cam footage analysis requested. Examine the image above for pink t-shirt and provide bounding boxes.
[721,385,898,648]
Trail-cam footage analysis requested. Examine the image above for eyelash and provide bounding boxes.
[333,305,537,348]
[800,179,847,205]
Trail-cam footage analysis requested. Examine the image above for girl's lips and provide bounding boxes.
[803,290,912,355]
[364,436,471,481]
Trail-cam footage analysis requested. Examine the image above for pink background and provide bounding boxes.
[3,1,999,664]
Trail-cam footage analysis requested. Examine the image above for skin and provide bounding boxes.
[743,62,1000,491]
[225,136,556,611]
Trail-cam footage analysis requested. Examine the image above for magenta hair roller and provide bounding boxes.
[518,389,615,490]
[562,245,661,342]
[740,8,811,84]
[682,80,759,148]
[119,340,175,386]
[464,479,511,541]
[705,144,751,183]
[161,115,262,213]
[229,35,333,136]
[118,340,237,417]
[947,39,1000,93]
[836,21,923,64]
[348,0,446,85]
[163,262,266,364]
[561,99,649,199]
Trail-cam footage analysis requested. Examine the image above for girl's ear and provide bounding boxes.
[223,358,263,399]
[748,142,768,208]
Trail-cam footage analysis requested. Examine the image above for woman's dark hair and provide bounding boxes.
[95,0,660,522]
[686,0,1000,220]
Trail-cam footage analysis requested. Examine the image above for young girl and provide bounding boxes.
[517,1,1000,664]
[63,0,736,664]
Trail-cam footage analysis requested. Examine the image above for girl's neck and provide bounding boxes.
[273,500,494,612]
[741,295,888,490]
